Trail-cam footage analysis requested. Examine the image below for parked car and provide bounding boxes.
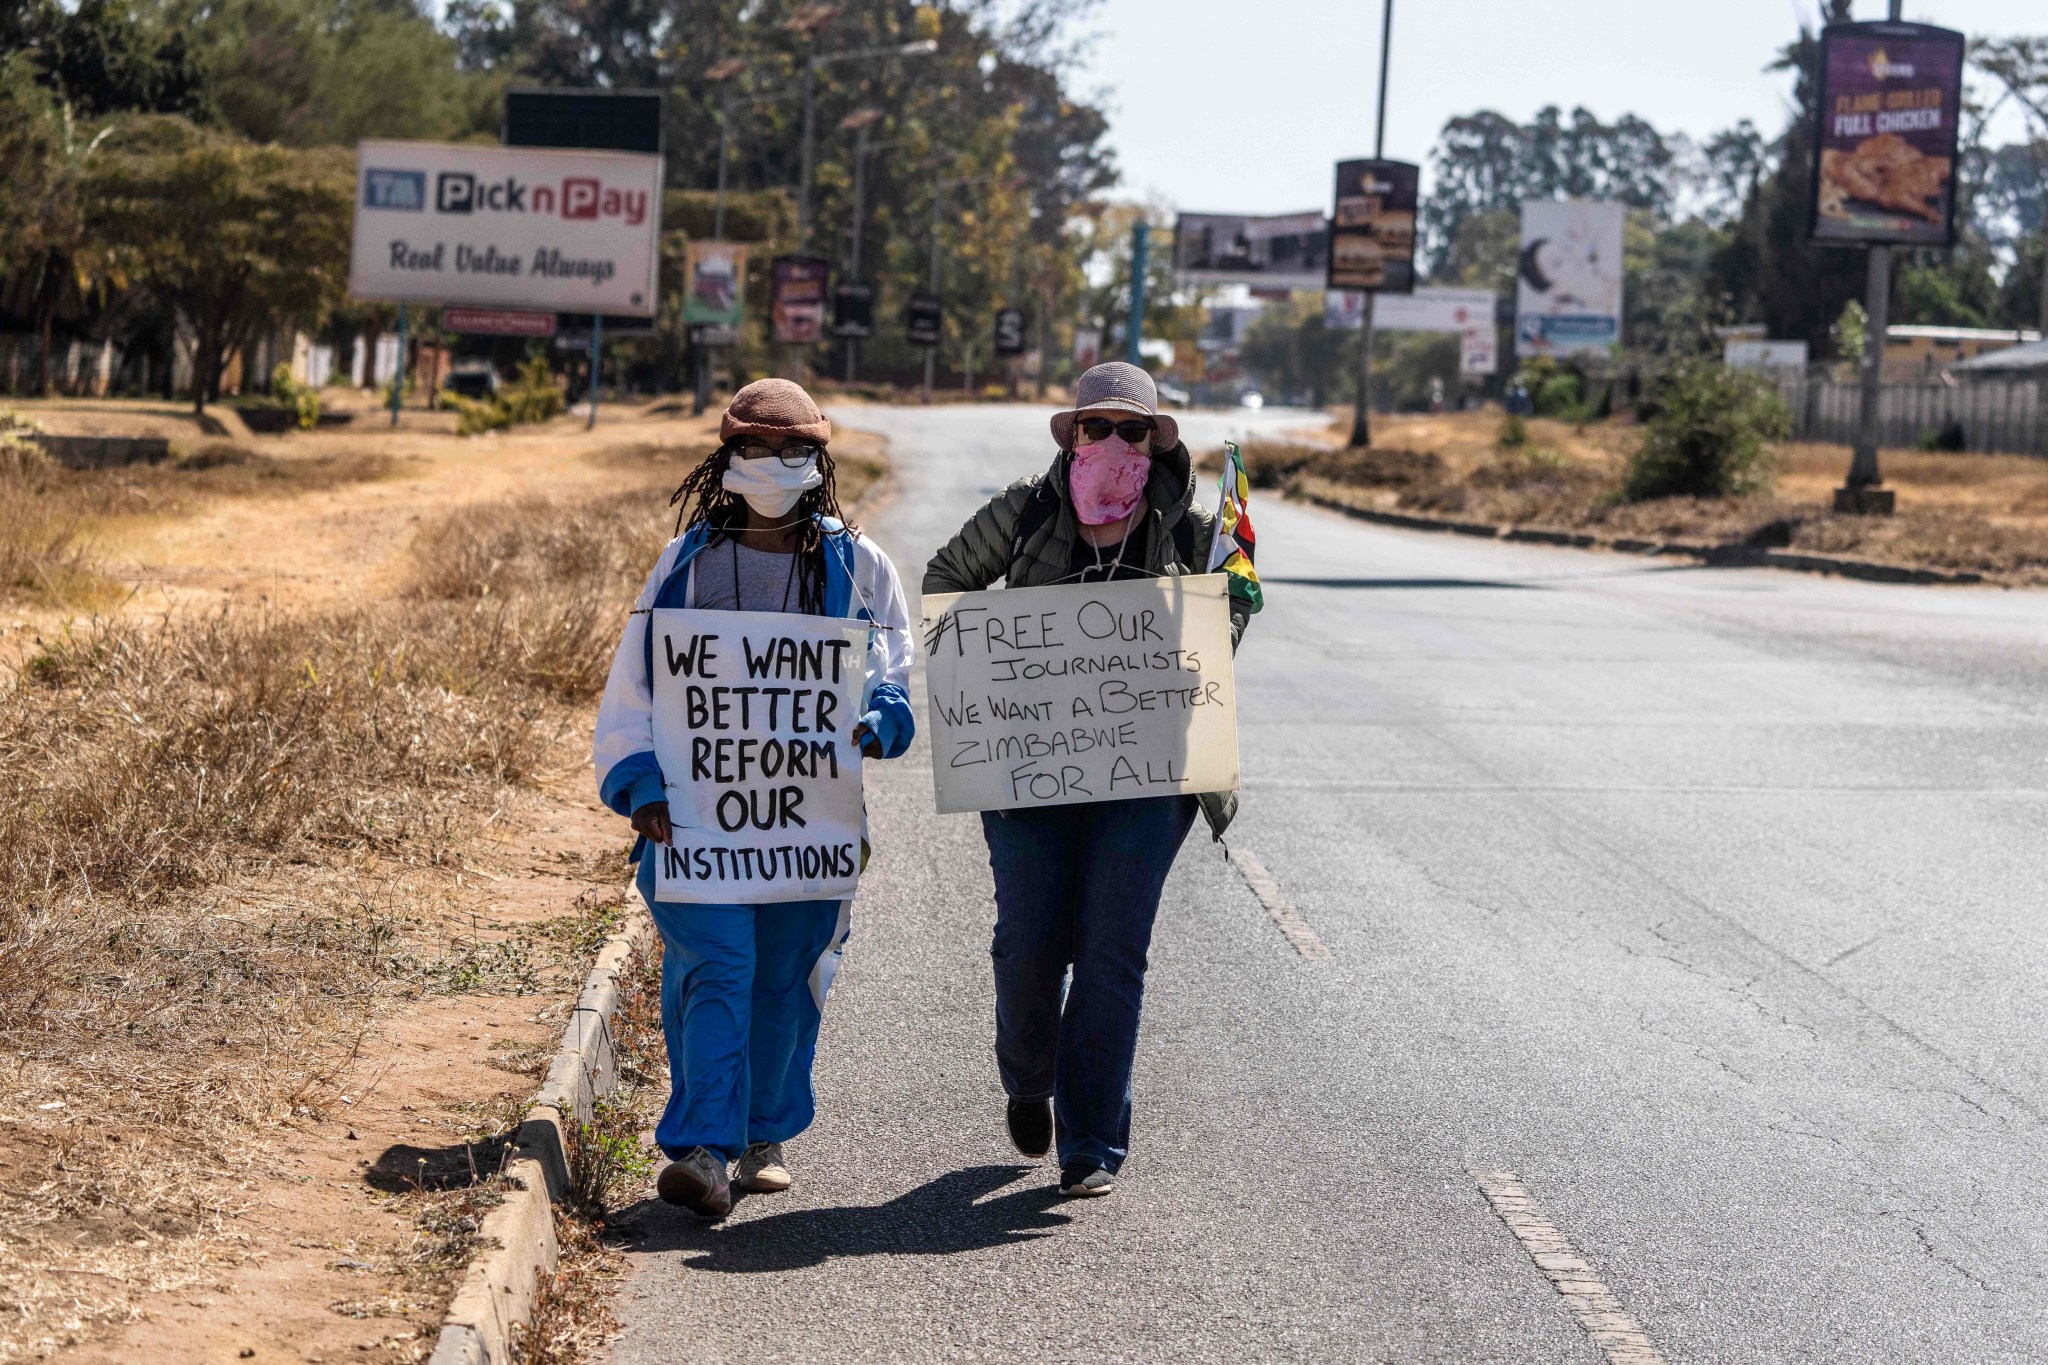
[444,359,501,401]
[1238,389,1265,410]
[1155,382,1191,407]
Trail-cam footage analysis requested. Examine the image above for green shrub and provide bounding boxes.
[1498,412,1528,448]
[451,357,564,437]
[270,363,320,430]
[1622,360,1789,501]
[1534,371,1583,418]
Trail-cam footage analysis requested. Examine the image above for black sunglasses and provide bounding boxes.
[729,440,825,467]
[1075,417,1155,445]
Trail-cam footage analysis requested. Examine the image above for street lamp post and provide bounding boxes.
[796,38,937,251]
[1839,0,1906,515]
[922,169,1006,403]
[1349,0,1395,448]
[840,111,900,384]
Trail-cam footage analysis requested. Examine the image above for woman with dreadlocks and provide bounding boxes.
[592,378,914,1221]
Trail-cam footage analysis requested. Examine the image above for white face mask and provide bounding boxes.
[722,452,824,518]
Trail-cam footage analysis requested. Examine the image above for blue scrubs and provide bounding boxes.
[636,856,849,1162]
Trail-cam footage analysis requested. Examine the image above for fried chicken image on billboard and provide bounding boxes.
[1818,132,1950,227]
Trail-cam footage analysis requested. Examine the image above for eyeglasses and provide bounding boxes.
[1075,417,1154,445]
[731,440,824,466]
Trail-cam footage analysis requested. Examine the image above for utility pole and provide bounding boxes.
[1349,0,1394,448]
[1125,221,1149,366]
[695,59,747,416]
[1838,0,1904,514]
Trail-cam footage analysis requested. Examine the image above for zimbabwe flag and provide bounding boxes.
[1206,441,1263,611]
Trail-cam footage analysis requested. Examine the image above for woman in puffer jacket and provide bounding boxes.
[593,379,914,1220]
[924,361,1257,1199]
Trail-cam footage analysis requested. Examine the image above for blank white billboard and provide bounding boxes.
[349,139,664,316]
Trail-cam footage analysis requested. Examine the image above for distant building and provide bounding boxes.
[1883,325,2040,381]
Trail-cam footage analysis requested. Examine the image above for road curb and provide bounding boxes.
[426,907,656,1365]
[1295,490,1987,586]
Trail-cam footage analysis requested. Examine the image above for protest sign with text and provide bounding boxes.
[920,576,1239,814]
[649,609,867,903]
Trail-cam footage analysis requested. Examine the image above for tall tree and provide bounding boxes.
[88,117,354,411]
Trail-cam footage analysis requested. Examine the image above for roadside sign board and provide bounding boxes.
[1072,327,1101,368]
[1328,159,1418,294]
[350,140,662,315]
[832,281,875,340]
[690,322,740,347]
[994,306,1029,356]
[1810,21,1965,247]
[684,240,747,328]
[905,291,942,347]
[770,255,830,344]
[444,306,558,338]
[1326,286,1495,333]
[1460,327,1498,375]
[1517,200,1625,356]
[1174,211,1329,291]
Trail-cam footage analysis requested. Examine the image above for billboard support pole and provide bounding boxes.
[390,303,407,428]
[1126,221,1149,367]
[587,313,603,430]
[1836,0,1904,515]
[1348,0,1394,448]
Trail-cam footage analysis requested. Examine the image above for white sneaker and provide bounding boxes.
[735,1141,792,1193]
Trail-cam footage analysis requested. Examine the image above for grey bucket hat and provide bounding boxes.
[1051,361,1180,454]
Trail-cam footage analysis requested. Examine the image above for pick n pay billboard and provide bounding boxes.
[349,140,663,316]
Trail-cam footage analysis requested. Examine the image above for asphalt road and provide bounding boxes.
[610,403,2048,1364]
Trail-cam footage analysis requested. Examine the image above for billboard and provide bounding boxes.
[1460,328,1498,376]
[683,241,746,328]
[1516,201,1624,356]
[1810,21,1965,247]
[1174,212,1329,291]
[1325,287,1495,332]
[1327,159,1418,294]
[769,255,830,344]
[350,140,662,316]
[905,291,942,347]
[831,281,875,340]
[1072,327,1102,369]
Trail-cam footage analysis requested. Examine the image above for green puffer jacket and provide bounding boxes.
[923,441,1255,839]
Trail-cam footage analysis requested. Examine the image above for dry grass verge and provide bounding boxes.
[0,484,671,1358]
[1223,421,2048,586]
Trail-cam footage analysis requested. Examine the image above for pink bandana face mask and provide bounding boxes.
[1068,436,1151,526]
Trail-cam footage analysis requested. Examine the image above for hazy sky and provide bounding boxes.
[1069,0,2044,213]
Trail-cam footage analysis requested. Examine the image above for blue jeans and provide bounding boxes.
[980,795,1198,1173]
[636,857,849,1163]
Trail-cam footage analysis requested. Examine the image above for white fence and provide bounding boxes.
[1771,371,2048,457]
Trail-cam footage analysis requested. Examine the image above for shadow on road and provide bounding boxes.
[614,1163,1070,1272]
[1261,576,1543,591]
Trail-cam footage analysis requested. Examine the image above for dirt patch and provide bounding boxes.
[1218,410,2048,586]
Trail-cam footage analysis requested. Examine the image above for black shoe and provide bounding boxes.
[1059,1162,1113,1197]
[1005,1097,1052,1158]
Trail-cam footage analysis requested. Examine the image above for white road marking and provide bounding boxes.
[1227,848,1331,961]
[1471,1170,1668,1365]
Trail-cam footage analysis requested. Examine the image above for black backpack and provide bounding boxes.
[1007,479,1197,584]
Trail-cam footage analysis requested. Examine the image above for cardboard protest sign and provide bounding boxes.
[920,575,1239,814]
[648,609,867,904]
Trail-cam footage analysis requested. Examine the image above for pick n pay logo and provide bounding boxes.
[363,169,425,210]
